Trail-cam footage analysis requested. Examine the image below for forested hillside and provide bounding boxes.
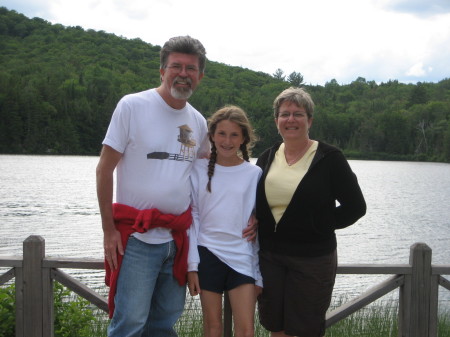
[1,7,449,162]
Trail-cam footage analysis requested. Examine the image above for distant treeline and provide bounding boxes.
[1,7,449,162]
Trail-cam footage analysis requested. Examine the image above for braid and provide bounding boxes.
[206,105,257,190]
[240,143,250,162]
[206,144,217,192]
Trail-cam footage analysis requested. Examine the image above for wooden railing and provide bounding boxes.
[1,235,449,337]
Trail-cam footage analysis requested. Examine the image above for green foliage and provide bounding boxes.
[287,71,304,87]
[0,285,15,337]
[0,282,95,337]
[272,68,285,81]
[53,282,95,337]
[438,308,450,337]
[0,7,449,162]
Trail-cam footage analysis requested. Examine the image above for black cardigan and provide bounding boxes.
[256,141,366,257]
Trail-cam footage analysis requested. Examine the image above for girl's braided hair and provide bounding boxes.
[206,105,257,192]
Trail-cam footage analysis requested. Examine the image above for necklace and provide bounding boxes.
[284,141,312,166]
[284,150,305,166]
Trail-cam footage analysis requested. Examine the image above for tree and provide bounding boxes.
[408,82,429,106]
[1,7,449,162]
[287,71,304,87]
[272,68,285,81]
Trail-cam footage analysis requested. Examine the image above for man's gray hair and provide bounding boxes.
[160,36,207,73]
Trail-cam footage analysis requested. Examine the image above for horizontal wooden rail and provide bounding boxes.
[43,257,104,269]
[337,264,412,274]
[0,256,22,268]
[433,265,450,274]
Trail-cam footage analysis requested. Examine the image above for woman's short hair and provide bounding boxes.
[273,87,315,119]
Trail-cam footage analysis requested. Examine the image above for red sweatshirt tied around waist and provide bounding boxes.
[104,203,192,318]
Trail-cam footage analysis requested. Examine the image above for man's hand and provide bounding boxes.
[103,228,123,270]
[242,214,258,242]
[97,145,124,270]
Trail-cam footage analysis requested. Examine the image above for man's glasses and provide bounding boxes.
[166,64,199,75]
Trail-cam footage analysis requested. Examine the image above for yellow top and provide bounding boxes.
[265,141,318,224]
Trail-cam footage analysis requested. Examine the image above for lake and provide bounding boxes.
[0,155,449,308]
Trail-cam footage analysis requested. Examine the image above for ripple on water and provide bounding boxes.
[1,156,449,309]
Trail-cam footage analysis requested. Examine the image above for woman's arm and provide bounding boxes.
[332,152,367,228]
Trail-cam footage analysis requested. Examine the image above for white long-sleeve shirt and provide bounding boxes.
[188,159,263,287]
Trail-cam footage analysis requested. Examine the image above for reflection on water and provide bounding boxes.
[340,160,450,265]
[0,155,102,258]
[1,155,449,308]
[335,160,450,310]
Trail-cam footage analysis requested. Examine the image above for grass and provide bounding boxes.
[324,303,398,337]
[87,315,450,337]
[438,311,450,337]
[175,300,450,337]
[2,283,450,336]
[177,296,450,337]
[175,296,204,337]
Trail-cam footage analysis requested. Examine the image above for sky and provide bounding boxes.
[2,0,450,86]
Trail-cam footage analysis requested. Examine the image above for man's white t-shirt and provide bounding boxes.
[103,88,209,244]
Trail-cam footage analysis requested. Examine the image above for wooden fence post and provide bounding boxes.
[398,242,433,337]
[22,235,53,337]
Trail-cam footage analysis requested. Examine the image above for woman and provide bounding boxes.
[255,87,366,337]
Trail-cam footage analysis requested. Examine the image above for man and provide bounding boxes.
[96,36,209,336]
[96,36,254,337]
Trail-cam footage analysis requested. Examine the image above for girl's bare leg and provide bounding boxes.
[228,284,257,337]
[199,290,223,337]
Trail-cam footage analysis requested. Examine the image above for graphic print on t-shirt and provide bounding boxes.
[146,124,197,162]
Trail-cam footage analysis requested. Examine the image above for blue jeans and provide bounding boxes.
[108,237,186,337]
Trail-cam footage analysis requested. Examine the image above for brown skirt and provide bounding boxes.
[257,249,337,336]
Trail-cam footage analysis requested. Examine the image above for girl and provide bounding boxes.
[188,105,262,337]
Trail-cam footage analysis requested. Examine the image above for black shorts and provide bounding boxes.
[197,245,255,294]
[257,249,337,336]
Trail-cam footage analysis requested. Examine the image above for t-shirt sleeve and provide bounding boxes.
[102,98,131,153]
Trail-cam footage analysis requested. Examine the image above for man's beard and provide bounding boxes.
[170,77,193,100]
